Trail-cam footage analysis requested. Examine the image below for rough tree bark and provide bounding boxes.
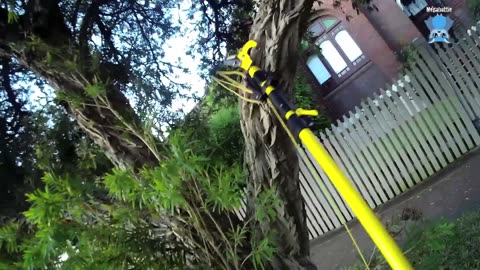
[0,2,159,170]
[240,0,316,269]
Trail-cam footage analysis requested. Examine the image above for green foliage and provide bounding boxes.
[24,177,68,226]
[1,170,189,269]
[294,71,332,132]
[397,44,418,73]
[104,168,141,203]
[251,233,277,269]
[84,82,106,98]
[207,106,244,165]
[468,0,480,19]
[97,132,279,269]
[0,222,21,254]
[7,11,18,23]
[178,86,244,166]
[403,211,480,269]
[0,129,281,269]
[54,91,85,109]
[6,1,18,23]
[345,209,480,269]
[145,165,188,211]
[254,188,282,222]
[203,165,244,212]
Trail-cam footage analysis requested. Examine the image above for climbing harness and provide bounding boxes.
[213,40,413,270]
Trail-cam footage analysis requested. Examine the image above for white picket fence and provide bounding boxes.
[299,24,480,239]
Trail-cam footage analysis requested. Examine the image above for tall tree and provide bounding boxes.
[193,0,317,267]
[239,1,316,268]
[0,0,191,264]
[1,0,375,269]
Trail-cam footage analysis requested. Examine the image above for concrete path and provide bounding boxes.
[309,147,480,269]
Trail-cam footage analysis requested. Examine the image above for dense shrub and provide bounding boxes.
[345,209,480,269]
[468,0,480,19]
[294,71,332,133]
[404,210,480,269]
[208,106,244,165]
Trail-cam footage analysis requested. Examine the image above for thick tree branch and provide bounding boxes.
[0,57,29,137]
[69,0,83,37]
[1,2,158,170]
[94,14,120,60]
[78,0,110,65]
[0,58,23,118]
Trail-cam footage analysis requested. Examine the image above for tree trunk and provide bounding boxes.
[0,3,159,170]
[240,0,316,269]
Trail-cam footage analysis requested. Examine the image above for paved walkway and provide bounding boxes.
[309,147,480,269]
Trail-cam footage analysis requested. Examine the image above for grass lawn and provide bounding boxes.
[345,208,480,269]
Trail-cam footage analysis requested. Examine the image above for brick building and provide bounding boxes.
[302,0,474,119]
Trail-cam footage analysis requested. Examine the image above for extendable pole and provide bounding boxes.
[235,40,413,270]
[299,129,412,270]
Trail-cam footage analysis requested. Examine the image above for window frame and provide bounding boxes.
[305,18,367,89]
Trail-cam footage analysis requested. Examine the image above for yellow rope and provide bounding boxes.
[216,71,254,94]
[213,72,370,269]
[211,77,261,104]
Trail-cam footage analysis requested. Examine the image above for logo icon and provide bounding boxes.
[425,14,454,44]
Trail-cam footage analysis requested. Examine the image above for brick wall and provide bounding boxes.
[362,0,425,52]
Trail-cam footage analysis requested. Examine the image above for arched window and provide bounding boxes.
[305,17,366,86]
